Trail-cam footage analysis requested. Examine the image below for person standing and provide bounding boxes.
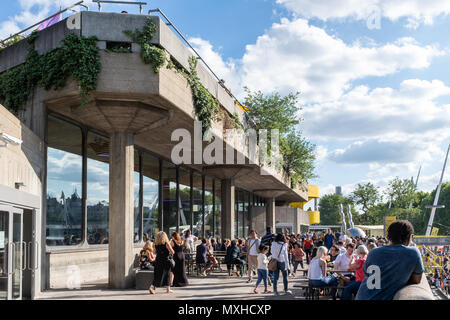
[261,227,276,285]
[271,234,291,295]
[291,242,305,276]
[254,245,271,293]
[246,230,260,283]
[149,231,175,294]
[171,232,188,287]
[182,230,198,253]
[303,235,313,264]
[325,229,334,249]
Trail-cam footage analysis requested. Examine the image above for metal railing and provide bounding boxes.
[93,0,147,14]
[0,1,88,45]
[148,8,251,118]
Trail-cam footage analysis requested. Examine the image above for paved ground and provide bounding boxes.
[37,272,313,300]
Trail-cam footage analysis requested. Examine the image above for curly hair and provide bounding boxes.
[387,220,414,245]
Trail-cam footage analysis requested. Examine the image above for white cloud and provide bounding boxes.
[240,19,443,102]
[277,0,450,28]
[303,79,450,141]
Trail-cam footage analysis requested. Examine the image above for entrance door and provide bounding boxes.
[0,206,23,300]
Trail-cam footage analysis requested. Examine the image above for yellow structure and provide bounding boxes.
[290,185,320,225]
[384,216,396,236]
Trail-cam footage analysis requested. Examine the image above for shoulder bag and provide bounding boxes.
[268,243,284,271]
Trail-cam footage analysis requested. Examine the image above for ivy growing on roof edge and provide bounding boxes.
[0,31,101,114]
[123,18,167,74]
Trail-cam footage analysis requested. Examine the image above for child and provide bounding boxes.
[254,245,271,294]
[291,242,305,276]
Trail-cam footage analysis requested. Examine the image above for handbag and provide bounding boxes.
[168,256,175,270]
[268,244,284,271]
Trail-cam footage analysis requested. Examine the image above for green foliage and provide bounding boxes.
[230,112,244,131]
[0,34,27,51]
[185,56,219,134]
[318,194,355,226]
[243,87,316,185]
[280,131,316,188]
[124,18,167,74]
[385,177,416,209]
[349,182,380,214]
[243,87,300,135]
[0,32,100,113]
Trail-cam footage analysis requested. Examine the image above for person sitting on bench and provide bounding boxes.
[195,238,213,276]
[307,246,339,300]
[139,240,155,270]
[225,240,246,277]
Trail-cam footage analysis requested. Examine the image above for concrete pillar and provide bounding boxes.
[221,179,235,239]
[266,197,275,233]
[108,132,135,289]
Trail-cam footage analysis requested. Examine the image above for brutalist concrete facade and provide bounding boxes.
[0,11,308,297]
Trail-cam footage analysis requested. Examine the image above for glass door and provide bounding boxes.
[0,210,8,300]
[0,206,23,300]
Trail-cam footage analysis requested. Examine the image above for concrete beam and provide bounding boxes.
[253,189,287,198]
[203,165,253,180]
[108,131,135,289]
[221,179,235,239]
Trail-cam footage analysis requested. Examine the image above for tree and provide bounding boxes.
[243,88,316,185]
[243,87,300,136]
[385,177,416,209]
[318,194,354,226]
[349,182,380,215]
[280,131,316,187]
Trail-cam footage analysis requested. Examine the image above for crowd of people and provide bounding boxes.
[138,220,447,299]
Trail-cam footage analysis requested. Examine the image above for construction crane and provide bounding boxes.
[425,143,449,236]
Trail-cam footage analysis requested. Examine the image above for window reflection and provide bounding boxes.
[142,153,159,241]
[46,116,82,246]
[87,132,110,245]
[215,180,221,239]
[192,172,203,238]
[162,161,177,236]
[179,168,191,235]
[205,177,213,238]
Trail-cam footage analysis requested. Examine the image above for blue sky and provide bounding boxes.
[1,0,449,205]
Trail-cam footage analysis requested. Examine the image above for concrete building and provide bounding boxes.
[0,11,309,299]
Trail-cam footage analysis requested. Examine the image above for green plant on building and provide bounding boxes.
[0,31,101,114]
[123,18,167,74]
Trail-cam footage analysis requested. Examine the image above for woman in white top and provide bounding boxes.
[270,233,292,295]
[307,246,339,300]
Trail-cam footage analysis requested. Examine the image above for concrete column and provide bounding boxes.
[108,132,135,289]
[266,197,275,233]
[221,179,235,239]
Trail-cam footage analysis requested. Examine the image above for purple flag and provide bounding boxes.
[38,13,62,31]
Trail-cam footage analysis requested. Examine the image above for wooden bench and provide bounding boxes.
[294,284,345,300]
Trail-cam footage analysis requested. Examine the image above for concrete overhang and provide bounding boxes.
[0,11,308,203]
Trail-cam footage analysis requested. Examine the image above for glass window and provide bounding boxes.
[46,116,83,246]
[192,172,203,238]
[215,179,222,239]
[142,153,159,241]
[162,161,177,236]
[87,132,110,245]
[205,177,213,238]
[179,167,191,236]
[133,151,140,243]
